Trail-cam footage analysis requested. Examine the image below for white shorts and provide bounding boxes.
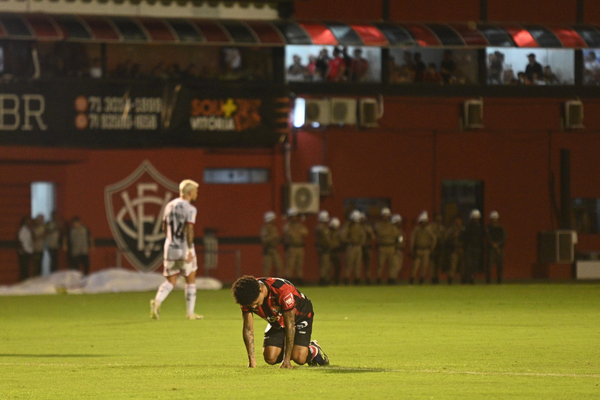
[163,257,198,277]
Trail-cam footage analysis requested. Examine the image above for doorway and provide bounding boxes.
[441,180,484,225]
[31,182,56,276]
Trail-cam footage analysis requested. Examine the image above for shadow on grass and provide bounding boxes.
[311,367,388,374]
[0,354,109,358]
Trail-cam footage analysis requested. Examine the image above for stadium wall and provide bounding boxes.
[295,0,597,25]
[1,96,600,284]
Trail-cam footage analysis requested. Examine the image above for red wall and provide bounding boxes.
[295,0,591,24]
[1,97,600,284]
[292,96,600,281]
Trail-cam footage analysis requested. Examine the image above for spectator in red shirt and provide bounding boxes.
[327,47,346,82]
[350,48,370,82]
[423,63,443,84]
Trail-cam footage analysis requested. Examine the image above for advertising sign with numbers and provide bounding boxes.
[0,81,285,148]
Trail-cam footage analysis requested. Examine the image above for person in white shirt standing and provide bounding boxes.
[150,179,203,320]
[17,216,34,281]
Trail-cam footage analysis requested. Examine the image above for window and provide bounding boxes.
[572,198,600,234]
[486,47,575,85]
[441,180,484,225]
[285,45,381,83]
[389,48,478,85]
[203,168,269,184]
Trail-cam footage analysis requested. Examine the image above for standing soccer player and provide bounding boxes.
[150,179,203,320]
[232,275,329,369]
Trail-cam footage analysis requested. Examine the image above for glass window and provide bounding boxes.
[389,48,478,85]
[285,45,381,83]
[203,168,270,184]
[486,47,574,85]
[583,49,600,86]
[572,198,600,234]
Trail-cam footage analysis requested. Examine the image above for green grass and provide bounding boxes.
[1,284,599,399]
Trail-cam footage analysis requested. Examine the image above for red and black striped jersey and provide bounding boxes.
[241,277,313,328]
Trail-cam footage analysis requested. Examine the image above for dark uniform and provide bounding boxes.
[429,215,446,284]
[486,223,507,283]
[463,217,484,284]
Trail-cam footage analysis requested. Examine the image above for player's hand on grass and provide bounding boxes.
[279,360,294,369]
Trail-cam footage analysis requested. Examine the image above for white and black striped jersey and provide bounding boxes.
[163,198,197,261]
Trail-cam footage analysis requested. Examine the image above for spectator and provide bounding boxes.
[342,46,352,80]
[17,216,34,281]
[486,211,507,284]
[440,50,456,84]
[503,66,518,85]
[413,52,426,82]
[283,209,308,285]
[329,217,343,285]
[260,211,283,277]
[65,216,94,275]
[349,48,370,82]
[315,48,330,81]
[397,51,415,83]
[584,51,600,85]
[326,47,346,82]
[31,214,45,276]
[423,63,443,84]
[525,53,543,83]
[462,209,484,284]
[45,211,63,273]
[517,72,532,85]
[542,66,559,85]
[487,51,503,84]
[287,55,308,82]
[409,211,437,284]
[307,55,317,79]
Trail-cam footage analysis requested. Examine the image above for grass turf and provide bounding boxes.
[0,283,599,399]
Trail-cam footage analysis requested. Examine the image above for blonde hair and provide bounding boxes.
[179,179,199,196]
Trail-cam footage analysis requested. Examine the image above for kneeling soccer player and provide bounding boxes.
[232,275,329,369]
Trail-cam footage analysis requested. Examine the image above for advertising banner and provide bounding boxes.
[0,81,286,148]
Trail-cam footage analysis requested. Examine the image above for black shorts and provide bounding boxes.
[263,302,314,349]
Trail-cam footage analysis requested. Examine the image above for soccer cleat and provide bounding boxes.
[186,313,204,320]
[309,340,329,366]
[150,300,160,320]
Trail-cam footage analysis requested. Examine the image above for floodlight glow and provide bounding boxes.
[293,98,306,128]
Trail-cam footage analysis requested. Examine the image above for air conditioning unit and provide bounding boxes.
[463,99,483,129]
[283,183,320,214]
[538,230,577,264]
[330,98,357,125]
[359,98,379,127]
[564,100,584,129]
[310,165,332,196]
[304,99,330,126]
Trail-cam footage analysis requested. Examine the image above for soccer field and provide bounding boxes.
[1,284,599,399]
